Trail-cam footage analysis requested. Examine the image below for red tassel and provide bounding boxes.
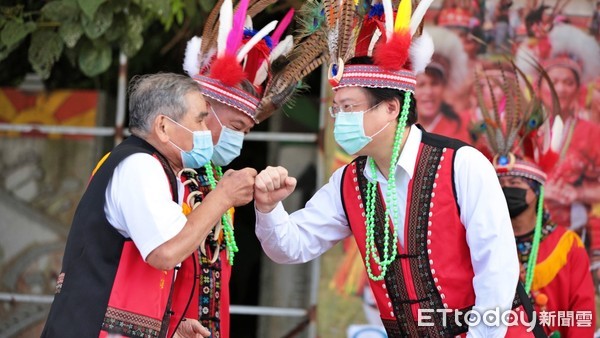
[209,54,246,87]
[373,31,411,70]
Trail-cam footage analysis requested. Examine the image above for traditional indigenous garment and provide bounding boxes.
[256,1,525,336]
[477,58,597,337]
[516,223,595,337]
[181,1,324,336]
[516,23,600,257]
[42,136,197,338]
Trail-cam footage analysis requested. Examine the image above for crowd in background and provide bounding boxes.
[415,0,600,325]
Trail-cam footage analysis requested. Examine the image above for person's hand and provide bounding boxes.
[215,167,257,207]
[173,318,210,338]
[254,166,297,213]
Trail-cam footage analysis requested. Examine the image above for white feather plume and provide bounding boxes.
[253,35,294,86]
[183,36,202,76]
[409,0,434,36]
[409,31,434,74]
[514,43,538,80]
[425,26,468,88]
[548,24,600,82]
[368,28,382,57]
[217,0,233,57]
[550,115,564,152]
[236,20,278,62]
[382,0,394,40]
[245,15,253,30]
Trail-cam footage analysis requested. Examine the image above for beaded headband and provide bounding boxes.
[333,64,417,92]
[494,155,547,185]
[192,75,261,117]
[541,55,583,82]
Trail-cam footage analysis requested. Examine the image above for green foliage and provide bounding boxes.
[0,0,208,80]
[28,30,64,79]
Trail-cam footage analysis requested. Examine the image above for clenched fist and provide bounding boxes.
[216,167,257,207]
[254,166,297,213]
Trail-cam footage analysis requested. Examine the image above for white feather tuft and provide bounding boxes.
[382,0,394,40]
[424,26,468,88]
[254,36,294,86]
[514,43,538,80]
[409,0,434,36]
[368,28,382,57]
[183,36,202,76]
[550,115,564,152]
[409,31,434,75]
[245,15,253,30]
[217,0,233,57]
[548,24,600,82]
[236,20,278,62]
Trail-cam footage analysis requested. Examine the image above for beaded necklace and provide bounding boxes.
[524,186,544,293]
[203,162,239,265]
[364,91,411,281]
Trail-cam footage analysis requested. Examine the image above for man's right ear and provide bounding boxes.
[155,115,170,143]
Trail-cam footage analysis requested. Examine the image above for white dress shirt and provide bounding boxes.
[105,153,187,261]
[255,125,519,337]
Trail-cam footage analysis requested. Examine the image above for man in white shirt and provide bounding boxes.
[42,73,256,338]
[252,2,522,336]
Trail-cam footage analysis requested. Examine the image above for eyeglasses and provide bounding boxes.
[328,101,381,118]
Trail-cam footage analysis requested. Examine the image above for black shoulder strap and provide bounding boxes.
[97,135,178,204]
[517,282,548,338]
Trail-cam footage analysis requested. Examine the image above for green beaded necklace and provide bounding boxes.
[204,162,239,265]
[364,91,411,281]
[524,186,544,293]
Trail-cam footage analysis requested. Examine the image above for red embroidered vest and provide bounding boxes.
[342,132,476,336]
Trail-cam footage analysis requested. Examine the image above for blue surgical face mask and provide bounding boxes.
[166,116,213,168]
[333,104,389,155]
[210,107,245,166]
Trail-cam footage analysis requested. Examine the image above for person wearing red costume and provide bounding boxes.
[415,26,471,143]
[178,1,323,336]
[253,1,535,336]
[516,22,600,296]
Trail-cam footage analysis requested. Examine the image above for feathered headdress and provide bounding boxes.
[516,24,600,85]
[473,60,550,184]
[425,25,468,89]
[183,0,295,123]
[324,0,435,92]
[515,23,600,172]
[254,0,329,122]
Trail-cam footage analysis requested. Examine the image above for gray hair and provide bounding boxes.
[128,73,201,135]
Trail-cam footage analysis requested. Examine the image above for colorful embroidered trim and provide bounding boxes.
[193,75,260,122]
[332,65,417,93]
[102,306,161,338]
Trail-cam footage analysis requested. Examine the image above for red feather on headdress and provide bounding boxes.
[373,31,411,70]
[210,54,246,86]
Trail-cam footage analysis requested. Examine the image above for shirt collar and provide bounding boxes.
[364,124,422,182]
